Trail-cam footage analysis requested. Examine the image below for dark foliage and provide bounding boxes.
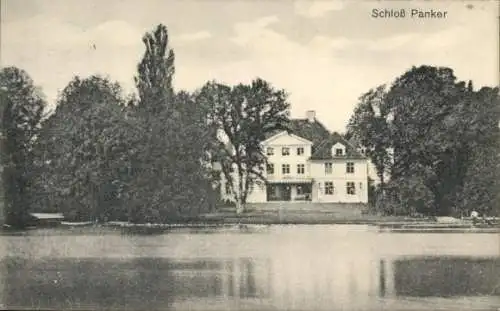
[0,67,46,228]
[348,65,500,216]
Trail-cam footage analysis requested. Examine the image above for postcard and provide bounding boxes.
[1,0,499,310]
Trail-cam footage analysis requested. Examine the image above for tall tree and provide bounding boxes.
[125,24,216,223]
[32,75,128,222]
[386,66,475,216]
[197,79,290,214]
[347,85,392,190]
[0,67,46,228]
[347,65,500,217]
[456,86,500,216]
[135,23,175,115]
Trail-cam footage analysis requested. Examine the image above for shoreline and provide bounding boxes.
[1,217,499,235]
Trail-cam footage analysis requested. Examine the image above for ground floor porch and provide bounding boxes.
[266,182,312,202]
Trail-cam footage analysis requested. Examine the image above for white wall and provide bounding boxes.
[310,159,368,203]
[313,179,368,203]
[309,159,367,179]
[264,133,313,181]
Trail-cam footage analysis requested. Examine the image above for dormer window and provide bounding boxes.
[332,143,346,157]
[267,147,274,156]
[282,147,290,156]
[297,147,304,156]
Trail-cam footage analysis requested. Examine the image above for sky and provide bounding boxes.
[1,0,499,132]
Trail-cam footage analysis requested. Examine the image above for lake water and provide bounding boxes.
[0,225,499,310]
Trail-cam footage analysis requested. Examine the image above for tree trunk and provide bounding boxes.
[380,173,385,195]
[236,199,244,215]
[236,162,245,215]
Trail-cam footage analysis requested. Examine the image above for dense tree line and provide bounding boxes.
[27,25,220,224]
[0,67,46,227]
[347,66,500,217]
[2,25,498,225]
[1,24,291,227]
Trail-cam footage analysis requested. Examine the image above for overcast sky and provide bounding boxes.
[1,0,498,132]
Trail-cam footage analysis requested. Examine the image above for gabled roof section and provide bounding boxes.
[262,118,365,159]
[310,132,366,160]
[262,130,313,145]
[264,118,331,148]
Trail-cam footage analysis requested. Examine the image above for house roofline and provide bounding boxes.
[262,130,313,145]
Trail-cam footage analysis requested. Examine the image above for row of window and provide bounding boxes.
[267,163,305,175]
[226,182,359,195]
[266,147,346,156]
[325,162,355,173]
[266,162,355,175]
[267,147,304,156]
[322,182,358,195]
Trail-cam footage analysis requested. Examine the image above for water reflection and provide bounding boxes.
[0,226,499,310]
[1,257,272,310]
[391,257,500,297]
[4,255,499,310]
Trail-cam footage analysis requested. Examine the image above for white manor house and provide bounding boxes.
[219,111,369,204]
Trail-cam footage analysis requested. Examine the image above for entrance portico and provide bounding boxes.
[266,179,313,202]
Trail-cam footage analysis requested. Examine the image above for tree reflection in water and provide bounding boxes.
[0,227,499,310]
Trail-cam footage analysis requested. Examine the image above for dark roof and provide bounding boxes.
[265,118,331,146]
[310,132,366,160]
[265,119,365,160]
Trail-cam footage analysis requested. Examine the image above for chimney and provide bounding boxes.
[306,110,315,122]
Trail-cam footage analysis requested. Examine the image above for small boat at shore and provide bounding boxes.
[60,221,94,227]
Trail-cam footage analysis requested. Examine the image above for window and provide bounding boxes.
[297,164,305,174]
[282,147,290,156]
[267,163,274,175]
[325,182,334,195]
[359,182,363,190]
[225,185,231,195]
[282,164,290,174]
[335,148,343,156]
[267,147,274,156]
[346,182,356,195]
[346,162,355,173]
[325,162,333,174]
[297,147,304,155]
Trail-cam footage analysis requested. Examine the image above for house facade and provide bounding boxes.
[220,111,369,204]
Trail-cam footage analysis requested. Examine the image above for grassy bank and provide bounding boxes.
[2,207,498,235]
